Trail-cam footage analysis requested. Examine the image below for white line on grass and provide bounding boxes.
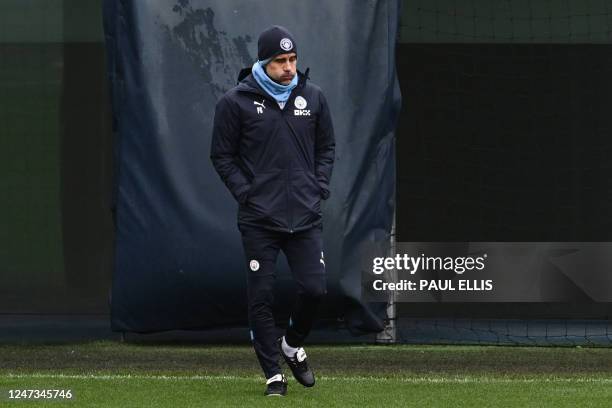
[3,373,612,384]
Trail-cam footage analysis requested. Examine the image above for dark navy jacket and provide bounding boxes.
[210,68,335,233]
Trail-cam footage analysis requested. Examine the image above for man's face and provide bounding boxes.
[265,52,297,85]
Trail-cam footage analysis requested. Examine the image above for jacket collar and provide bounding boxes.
[236,67,310,98]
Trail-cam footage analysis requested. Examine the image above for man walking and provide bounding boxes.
[210,25,335,396]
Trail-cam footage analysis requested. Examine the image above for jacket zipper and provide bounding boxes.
[286,168,293,233]
[282,95,296,234]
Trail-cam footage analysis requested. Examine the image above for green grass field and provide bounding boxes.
[1,341,611,407]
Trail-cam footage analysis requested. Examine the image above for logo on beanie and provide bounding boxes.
[280,38,293,51]
[294,96,307,109]
[249,260,260,271]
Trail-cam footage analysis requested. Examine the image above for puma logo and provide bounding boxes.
[253,99,265,114]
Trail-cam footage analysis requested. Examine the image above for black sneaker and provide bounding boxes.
[278,337,315,387]
[264,374,287,396]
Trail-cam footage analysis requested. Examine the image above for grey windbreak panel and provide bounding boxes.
[103,0,400,333]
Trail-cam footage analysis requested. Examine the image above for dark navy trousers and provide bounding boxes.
[239,223,327,379]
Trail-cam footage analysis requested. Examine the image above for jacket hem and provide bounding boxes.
[237,218,322,233]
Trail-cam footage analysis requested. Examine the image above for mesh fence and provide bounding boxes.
[393,0,612,346]
[390,318,612,346]
[399,0,612,43]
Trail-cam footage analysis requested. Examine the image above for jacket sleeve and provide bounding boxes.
[315,92,336,200]
[210,95,251,205]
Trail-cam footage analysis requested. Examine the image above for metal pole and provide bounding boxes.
[376,208,397,343]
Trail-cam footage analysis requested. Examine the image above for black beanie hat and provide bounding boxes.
[257,25,297,63]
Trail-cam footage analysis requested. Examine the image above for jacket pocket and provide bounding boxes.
[244,169,287,225]
[290,168,322,227]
